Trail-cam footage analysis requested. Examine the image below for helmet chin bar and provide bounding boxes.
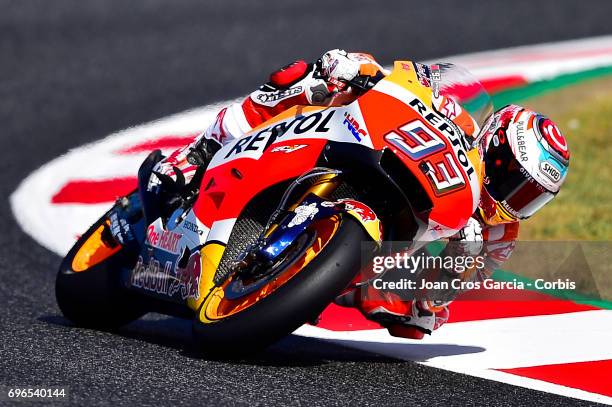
[478,186,519,226]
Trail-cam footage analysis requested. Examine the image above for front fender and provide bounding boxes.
[335,198,383,244]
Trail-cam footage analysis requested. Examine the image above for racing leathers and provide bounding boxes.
[153,50,387,185]
[153,49,520,340]
[342,217,519,339]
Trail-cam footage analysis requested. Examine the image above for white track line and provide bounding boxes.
[296,310,612,404]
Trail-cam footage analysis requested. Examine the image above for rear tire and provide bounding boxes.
[193,216,369,354]
[55,214,145,329]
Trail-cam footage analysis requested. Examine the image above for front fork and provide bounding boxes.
[230,168,383,279]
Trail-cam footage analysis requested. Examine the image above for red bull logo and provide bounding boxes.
[168,252,201,300]
[338,199,377,222]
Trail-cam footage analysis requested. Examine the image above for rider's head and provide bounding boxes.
[478,104,570,226]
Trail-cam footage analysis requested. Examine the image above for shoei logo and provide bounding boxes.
[540,161,562,183]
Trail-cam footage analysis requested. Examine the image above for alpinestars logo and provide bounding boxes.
[255,86,303,103]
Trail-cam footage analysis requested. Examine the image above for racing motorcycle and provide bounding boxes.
[56,61,493,353]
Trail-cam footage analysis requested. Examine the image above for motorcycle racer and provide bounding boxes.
[149,50,570,340]
[345,103,570,339]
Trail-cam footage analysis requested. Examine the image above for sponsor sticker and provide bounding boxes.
[270,144,308,153]
[338,199,377,222]
[130,251,201,301]
[224,110,335,158]
[182,219,203,236]
[255,86,303,104]
[540,160,562,182]
[130,256,174,296]
[147,224,182,254]
[439,97,459,120]
[515,120,529,162]
[430,64,441,97]
[288,202,319,227]
[168,251,201,300]
[342,112,368,141]
[412,62,431,87]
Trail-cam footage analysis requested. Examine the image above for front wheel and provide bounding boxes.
[193,215,370,353]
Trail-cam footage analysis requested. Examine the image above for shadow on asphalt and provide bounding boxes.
[40,313,485,366]
[318,338,486,362]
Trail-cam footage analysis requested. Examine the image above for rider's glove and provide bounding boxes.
[187,136,222,167]
[448,217,484,258]
[320,49,360,89]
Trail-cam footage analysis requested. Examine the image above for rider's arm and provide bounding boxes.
[202,49,387,146]
[154,50,386,182]
[413,217,519,306]
[446,218,520,282]
[479,221,520,278]
[418,217,519,280]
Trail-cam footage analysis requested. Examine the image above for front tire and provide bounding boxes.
[193,215,369,353]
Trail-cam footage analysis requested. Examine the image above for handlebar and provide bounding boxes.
[344,74,378,94]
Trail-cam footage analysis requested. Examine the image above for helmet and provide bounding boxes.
[478,105,570,225]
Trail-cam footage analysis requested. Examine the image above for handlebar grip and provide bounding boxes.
[345,75,376,93]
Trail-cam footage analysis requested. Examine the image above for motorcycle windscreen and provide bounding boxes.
[425,62,494,148]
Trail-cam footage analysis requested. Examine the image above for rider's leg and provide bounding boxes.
[335,284,450,340]
[152,103,249,183]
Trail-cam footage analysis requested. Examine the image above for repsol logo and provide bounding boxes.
[540,161,561,182]
[225,110,335,158]
[408,98,474,181]
[516,121,528,162]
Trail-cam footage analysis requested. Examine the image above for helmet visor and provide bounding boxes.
[484,132,556,219]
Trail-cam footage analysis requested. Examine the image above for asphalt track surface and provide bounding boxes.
[2,1,612,405]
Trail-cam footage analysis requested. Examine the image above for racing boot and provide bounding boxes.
[137,149,165,226]
[338,286,449,339]
[370,300,449,340]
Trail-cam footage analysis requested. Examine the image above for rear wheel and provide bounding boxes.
[56,212,144,329]
[193,215,369,353]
